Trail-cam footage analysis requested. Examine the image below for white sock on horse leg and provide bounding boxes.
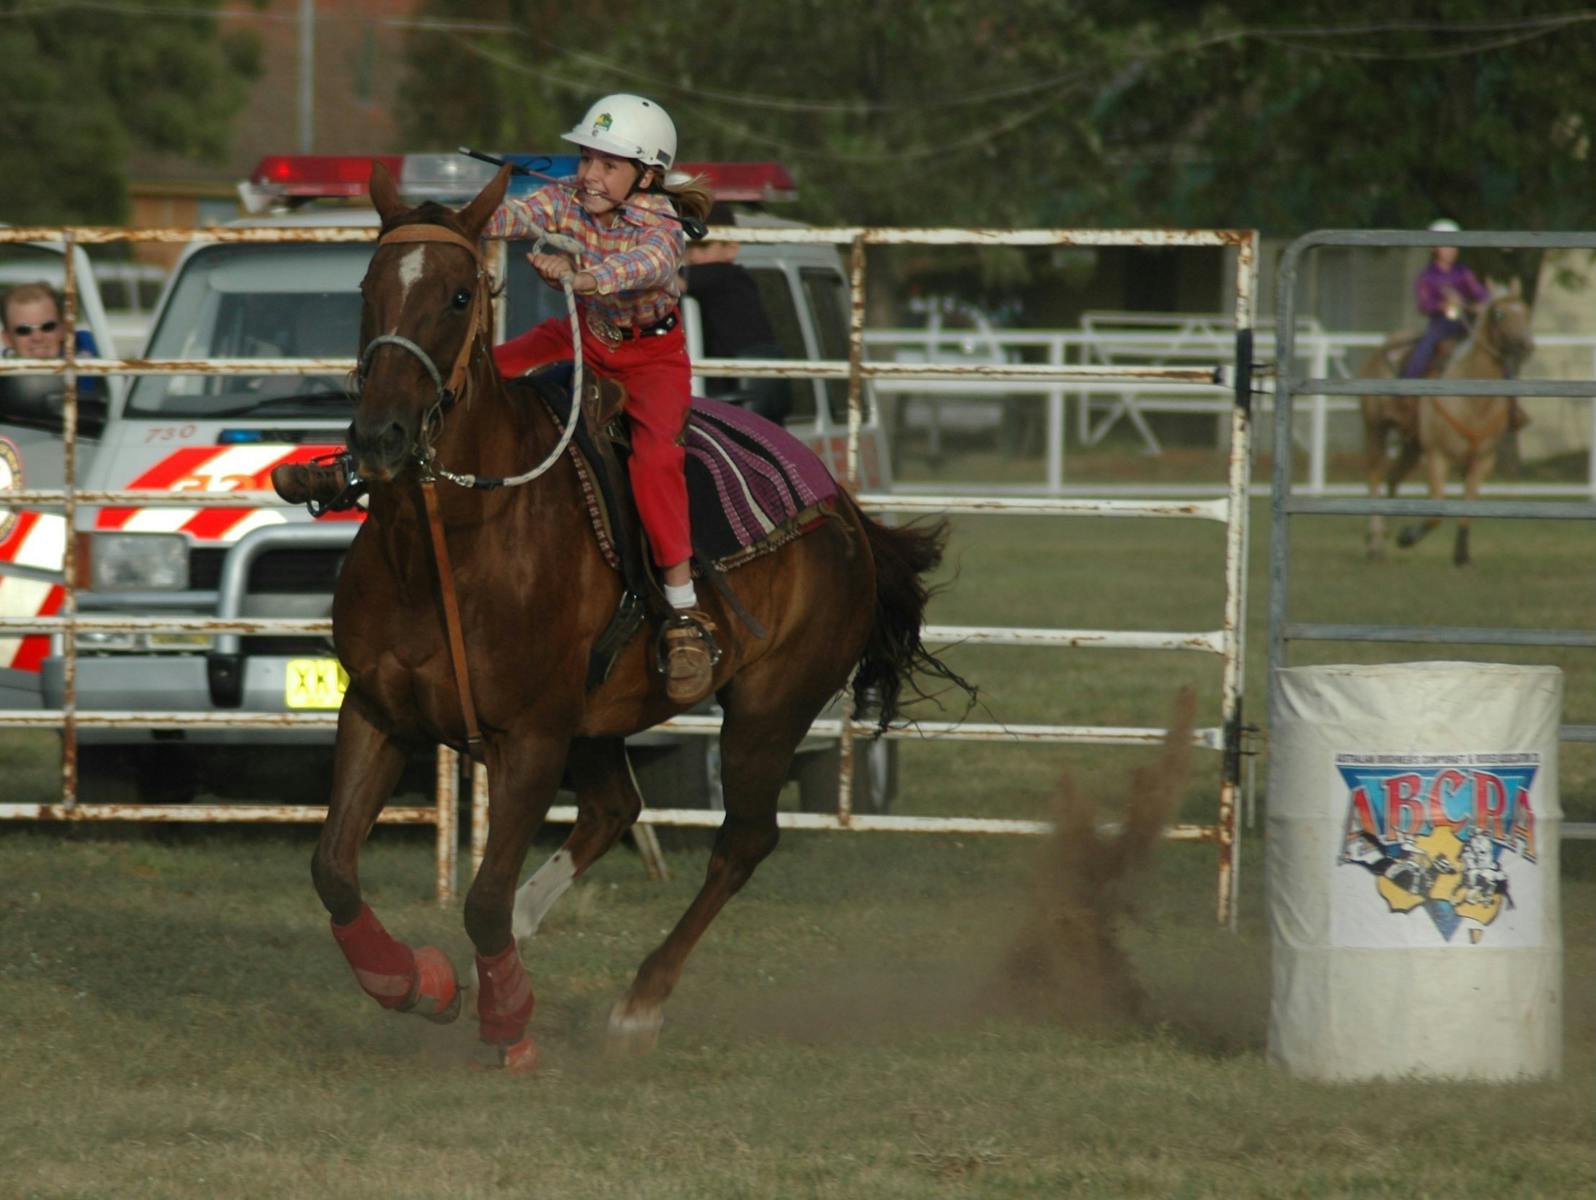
[664,581,697,609]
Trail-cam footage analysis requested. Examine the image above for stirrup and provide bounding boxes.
[271,451,366,515]
[654,610,721,703]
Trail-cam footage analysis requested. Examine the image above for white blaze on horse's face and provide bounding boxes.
[396,245,426,304]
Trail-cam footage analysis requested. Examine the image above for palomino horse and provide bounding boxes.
[312,162,971,1070]
[1358,284,1533,565]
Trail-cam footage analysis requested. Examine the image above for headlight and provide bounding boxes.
[83,532,189,591]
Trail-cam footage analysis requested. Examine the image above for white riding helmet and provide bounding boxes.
[562,93,677,169]
[1428,218,1461,233]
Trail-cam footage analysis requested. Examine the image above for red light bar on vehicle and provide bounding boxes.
[252,155,405,198]
[246,156,797,206]
[679,162,796,203]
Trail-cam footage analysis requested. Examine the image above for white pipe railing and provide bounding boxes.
[857,327,1596,496]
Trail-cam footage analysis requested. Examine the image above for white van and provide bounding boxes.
[0,154,896,810]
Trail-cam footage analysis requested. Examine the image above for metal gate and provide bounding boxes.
[0,222,1260,921]
[1268,229,1596,839]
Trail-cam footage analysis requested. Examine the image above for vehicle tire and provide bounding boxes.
[794,737,897,815]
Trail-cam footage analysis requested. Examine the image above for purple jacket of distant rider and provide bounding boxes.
[1415,262,1489,317]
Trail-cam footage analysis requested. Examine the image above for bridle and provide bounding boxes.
[1472,296,1530,377]
[357,221,584,491]
[358,224,491,452]
[356,219,586,763]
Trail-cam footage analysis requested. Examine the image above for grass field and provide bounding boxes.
[1,438,1592,1198]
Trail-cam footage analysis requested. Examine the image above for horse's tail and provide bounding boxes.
[844,495,978,730]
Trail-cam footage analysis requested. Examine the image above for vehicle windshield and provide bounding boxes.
[125,243,367,419]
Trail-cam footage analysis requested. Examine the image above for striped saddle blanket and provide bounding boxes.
[681,396,839,568]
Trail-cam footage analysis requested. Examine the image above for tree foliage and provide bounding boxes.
[395,2,1596,305]
[0,0,261,225]
[398,2,1596,239]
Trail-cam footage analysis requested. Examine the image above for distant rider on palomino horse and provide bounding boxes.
[1374,217,1529,437]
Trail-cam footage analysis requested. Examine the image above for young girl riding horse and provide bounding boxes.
[1404,218,1528,432]
[277,94,718,702]
[489,93,717,703]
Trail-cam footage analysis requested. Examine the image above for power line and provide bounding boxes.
[3,2,1592,105]
[531,36,1098,114]
[0,0,521,30]
[446,32,1082,162]
[1259,27,1561,60]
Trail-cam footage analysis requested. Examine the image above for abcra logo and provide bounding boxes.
[1335,752,1537,944]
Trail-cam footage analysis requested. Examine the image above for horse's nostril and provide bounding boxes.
[351,416,412,473]
[377,422,407,458]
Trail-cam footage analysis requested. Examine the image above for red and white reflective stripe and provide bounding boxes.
[0,510,66,671]
[97,444,358,539]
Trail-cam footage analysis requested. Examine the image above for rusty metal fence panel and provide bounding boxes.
[0,223,1259,922]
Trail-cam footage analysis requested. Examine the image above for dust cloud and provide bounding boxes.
[709,687,1200,1045]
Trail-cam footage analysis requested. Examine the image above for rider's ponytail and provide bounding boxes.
[651,170,714,224]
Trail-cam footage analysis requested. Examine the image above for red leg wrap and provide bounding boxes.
[407,946,461,1023]
[330,905,417,1010]
[475,942,535,1046]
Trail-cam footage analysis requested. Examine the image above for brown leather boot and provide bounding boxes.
[661,610,719,704]
[271,456,356,508]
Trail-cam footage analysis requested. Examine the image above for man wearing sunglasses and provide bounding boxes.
[1,282,103,413]
[1,282,73,359]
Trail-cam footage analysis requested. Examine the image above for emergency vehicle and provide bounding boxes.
[0,153,896,810]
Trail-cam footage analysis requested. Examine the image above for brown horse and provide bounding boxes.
[1358,284,1533,565]
[311,162,969,1069]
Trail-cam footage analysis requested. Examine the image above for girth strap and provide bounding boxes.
[421,479,485,763]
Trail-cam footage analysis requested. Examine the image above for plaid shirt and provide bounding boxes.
[484,180,684,328]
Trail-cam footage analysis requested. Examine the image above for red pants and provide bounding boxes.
[495,314,692,567]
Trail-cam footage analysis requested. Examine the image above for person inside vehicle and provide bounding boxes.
[484,93,719,704]
[1403,219,1527,430]
[683,230,791,423]
[2,282,100,360]
[0,282,104,421]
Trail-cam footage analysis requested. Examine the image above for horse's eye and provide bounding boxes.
[451,287,472,310]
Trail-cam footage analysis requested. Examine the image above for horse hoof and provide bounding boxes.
[406,946,462,1024]
[1396,528,1419,548]
[606,1000,663,1056]
[472,1036,540,1073]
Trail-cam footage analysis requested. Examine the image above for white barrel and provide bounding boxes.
[1267,661,1562,1081]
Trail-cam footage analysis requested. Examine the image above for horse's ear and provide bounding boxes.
[457,164,513,241]
[369,160,405,226]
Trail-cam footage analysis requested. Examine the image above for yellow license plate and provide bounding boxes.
[285,658,349,709]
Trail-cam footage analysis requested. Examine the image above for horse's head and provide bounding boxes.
[350,160,512,481]
[1480,281,1534,376]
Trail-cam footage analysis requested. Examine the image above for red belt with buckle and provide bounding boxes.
[586,308,679,344]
